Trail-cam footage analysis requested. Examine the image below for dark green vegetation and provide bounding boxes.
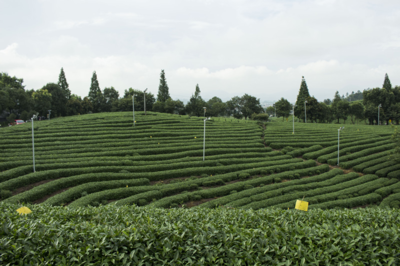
[1,203,399,265]
[1,112,400,210]
[1,112,400,264]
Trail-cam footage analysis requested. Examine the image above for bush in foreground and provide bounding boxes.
[1,203,399,265]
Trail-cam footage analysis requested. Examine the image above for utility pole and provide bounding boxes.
[144,88,148,115]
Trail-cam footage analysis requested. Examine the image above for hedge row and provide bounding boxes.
[197,165,332,209]
[375,164,400,177]
[240,172,360,210]
[1,137,263,154]
[317,139,391,163]
[113,191,163,206]
[68,182,202,207]
[302,138,380,159]
[340,151,392,170]
[380,192,400,208]
[199,166,338,208]
[285,145,323,158]
[363,160,398,175]
[1,158,304,196]
[3,147,270,162]
[374,179,400,197]
[272,175,387,209]
[326,143,395,165]
[148,163,324,209]
[67,160,317,207]
[8,157,294,204]
[388,170,400,179]
[1,142,265,159]
[309,193,383,209]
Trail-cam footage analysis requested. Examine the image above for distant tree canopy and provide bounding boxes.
[274,98,291,121]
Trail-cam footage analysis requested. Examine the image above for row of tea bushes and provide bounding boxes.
[1,203,399,264]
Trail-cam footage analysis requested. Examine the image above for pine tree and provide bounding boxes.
[383,73,392,91]
[157,70,170,102]
[294,76,310,122]
[58,68,71,100]
[88,71,103,112]
[88,71,101,100]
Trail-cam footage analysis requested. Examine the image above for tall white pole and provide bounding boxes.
[304,100,307,123]
[292,104,295,134]
[337,128,340,166]
[144,88,148,115]
[32,117,35,172]
[378,104,381,125]
[203,119,206,161]
[132,95,135,127]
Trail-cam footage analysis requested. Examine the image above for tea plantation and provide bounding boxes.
[1,112,399,264]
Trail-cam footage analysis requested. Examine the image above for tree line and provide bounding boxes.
[0,69,264,126]
[268,74,399,125]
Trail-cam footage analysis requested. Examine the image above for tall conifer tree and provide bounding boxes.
[157,70,170,102]
[58,68,71,100]
[88,71,101,100]
[294,76,310,122]
[383,73,392,91]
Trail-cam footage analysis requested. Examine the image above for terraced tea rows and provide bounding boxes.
[0,112,399,209]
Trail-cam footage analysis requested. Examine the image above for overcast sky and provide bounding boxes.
[1,0,399,103]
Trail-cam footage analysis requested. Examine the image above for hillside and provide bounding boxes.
[0,112,400,209]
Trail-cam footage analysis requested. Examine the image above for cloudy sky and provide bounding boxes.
[1,0,399,103]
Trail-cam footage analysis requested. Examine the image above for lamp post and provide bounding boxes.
[203,117,210,161]
[31,115,37,172]
[304,100,307,123]
[292,104,296,134]
[132,95,135,127]
[144,88,148,115]
[48,110,51,120]
[378,104,382,125]
[337,126,344,166]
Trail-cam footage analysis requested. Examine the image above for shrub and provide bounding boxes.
[230,190,237,194]
[119,170,130,173]
[243,185,254,190]
[0,190,12,200]
[138,199,148,206]
[239,173,250,180]
[274,177,281,183]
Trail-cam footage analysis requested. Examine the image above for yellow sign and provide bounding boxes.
[16,206,32,215]
[126,185,128,188]
[389,120,392,123]
[194,137,196,139]
[295,200,308,211]
[150,136,152,138]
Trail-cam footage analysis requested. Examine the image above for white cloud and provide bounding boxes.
[1,0,400,103]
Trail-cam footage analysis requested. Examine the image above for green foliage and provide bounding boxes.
[294,76,310,122]
[157,70,170,103]
[0,189,12,200]
[0,203,398,264]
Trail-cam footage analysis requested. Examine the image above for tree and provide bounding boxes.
[185,84,205,116]
[32,89,52,116]
[103,87,119,112]
[42,83,67,117]
[157,70,170,103]
[383,73,392,91]
[152,101,164,113]
[81,97,93,114]
[331,91,342,123]
[349,102,364,124]
[323,99,332,105]
[0,72,25,90]
[265,106,275,116]
[337,100,350,123]
[303,96,321,123]
[318,102,333,123]
[274,98,292,121]
[58,68,71,100]
[66,95,83,116]
[123,88,155,112]
[206,97,226,117]
[164,98,185,114]
[240,94,264,119]
[294,76,310,122]
[88,71,103,112]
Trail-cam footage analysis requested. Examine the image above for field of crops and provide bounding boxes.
[1,203,399,265]
[0,112,400,210]
[1,112,400,264]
